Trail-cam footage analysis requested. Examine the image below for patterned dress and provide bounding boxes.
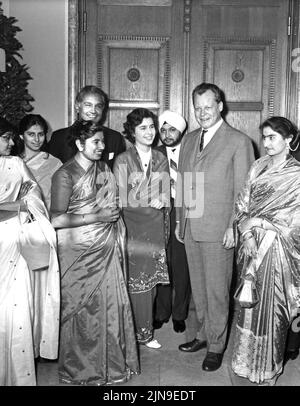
[232,155,300,385]
[51,158,139,385]
[114,146,170,343]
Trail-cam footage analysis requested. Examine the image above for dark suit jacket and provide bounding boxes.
[47,125,126,170]
[176,121,255,242]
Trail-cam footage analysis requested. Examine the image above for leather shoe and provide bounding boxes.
[284,349,299,364]
[173,320,186,333]
[178,338,206,352]
[153,319,168,330]
[202,352,223,371]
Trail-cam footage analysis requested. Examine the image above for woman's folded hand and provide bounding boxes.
[18,180,33,199]
[97,207,120,223]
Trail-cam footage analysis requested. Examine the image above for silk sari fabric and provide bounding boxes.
[114,146,170,343]
[231,155,300,385]
[53,159,139,385]
[24,151,62,210]
[0,156,60,386]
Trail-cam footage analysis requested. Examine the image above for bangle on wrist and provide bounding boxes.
[241,229,252,238]
[243,233,254,241]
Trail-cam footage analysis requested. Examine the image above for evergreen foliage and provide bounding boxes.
[0,2,34,126]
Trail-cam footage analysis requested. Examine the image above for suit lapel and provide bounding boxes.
[196,122,227,162]
[183,130,200,171]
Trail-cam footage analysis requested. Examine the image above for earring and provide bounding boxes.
[289,142,299,152]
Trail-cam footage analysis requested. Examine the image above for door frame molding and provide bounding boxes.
[69,0,300,127]
[68,0,79,125]
[287,0,300,128]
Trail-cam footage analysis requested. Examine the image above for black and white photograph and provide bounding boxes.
[1,0,300,391]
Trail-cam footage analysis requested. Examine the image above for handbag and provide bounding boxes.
[19,214,51,272]
[234,276,260,309]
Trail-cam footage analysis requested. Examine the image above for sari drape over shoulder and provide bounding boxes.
[24,151,62,210]
[114,146,170,294]
[114,146,170,343]
[232,155,300,384]
[0,156,60,386]
[52,158,139,386]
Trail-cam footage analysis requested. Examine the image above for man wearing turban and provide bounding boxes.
[153,110,191,334]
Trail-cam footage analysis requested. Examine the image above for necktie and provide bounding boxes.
[199,129,207,152]
[169,154,177,199]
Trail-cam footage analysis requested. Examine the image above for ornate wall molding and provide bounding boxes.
[97,35,171,111]
[202,36,277,117]
[183,0,192,118]
[98,0,172,6]
[68,0,79,125]
[183,0,192,33]
[287,0,300,128]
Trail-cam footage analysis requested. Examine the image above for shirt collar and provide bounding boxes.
[166,143,181,153]
[202,118,223,136]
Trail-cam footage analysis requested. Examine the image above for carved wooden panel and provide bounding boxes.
[203,37,276,150]
[97,35,170,131]
[98,0,172,5]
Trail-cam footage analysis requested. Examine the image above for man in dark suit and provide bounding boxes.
[47,86,125,169]
[153,110,191,334]
[176,83,254,371]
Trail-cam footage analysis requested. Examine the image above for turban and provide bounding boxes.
[158,110,186,134]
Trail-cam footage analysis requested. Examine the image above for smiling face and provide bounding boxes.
[78,131,105,161]
[262,126,291,159]
[75,94,105,124]
[21,124,46,153]
[0,132,14,156]
[193,89,223,130]
[133,117,156,150]
[160,123,182,147]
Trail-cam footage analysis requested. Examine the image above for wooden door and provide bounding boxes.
[189,0,290,155]
[80,0,184,135]
[78,0,292,154]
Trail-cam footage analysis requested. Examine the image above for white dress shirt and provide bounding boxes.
[166,144,181,199]
[202,118,224,149]
[136,146,151,173]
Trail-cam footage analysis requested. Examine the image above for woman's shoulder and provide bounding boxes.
[8,155,26,169]
[114,147,135,163]
[8,155,24,164]
[251,155,270,169]
[152,147,167,160]
[46,152,63,165]
[97,160,109,172]
[52,157,76,179]
[254,155,269,165]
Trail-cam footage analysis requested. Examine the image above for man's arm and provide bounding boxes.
[229,134,255,229]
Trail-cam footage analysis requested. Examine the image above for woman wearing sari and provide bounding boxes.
[113,108,170,349]
[231,116,300,385]
[51,120,139,385]
[0,118,60,386]
[17,114,62,210]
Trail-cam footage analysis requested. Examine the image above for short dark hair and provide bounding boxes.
[259,116,300,151]
[71,119,104,146]
[123,108,159,144]
[0,117,16,137]
[192,82,223,105]
[75,86,108,108]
